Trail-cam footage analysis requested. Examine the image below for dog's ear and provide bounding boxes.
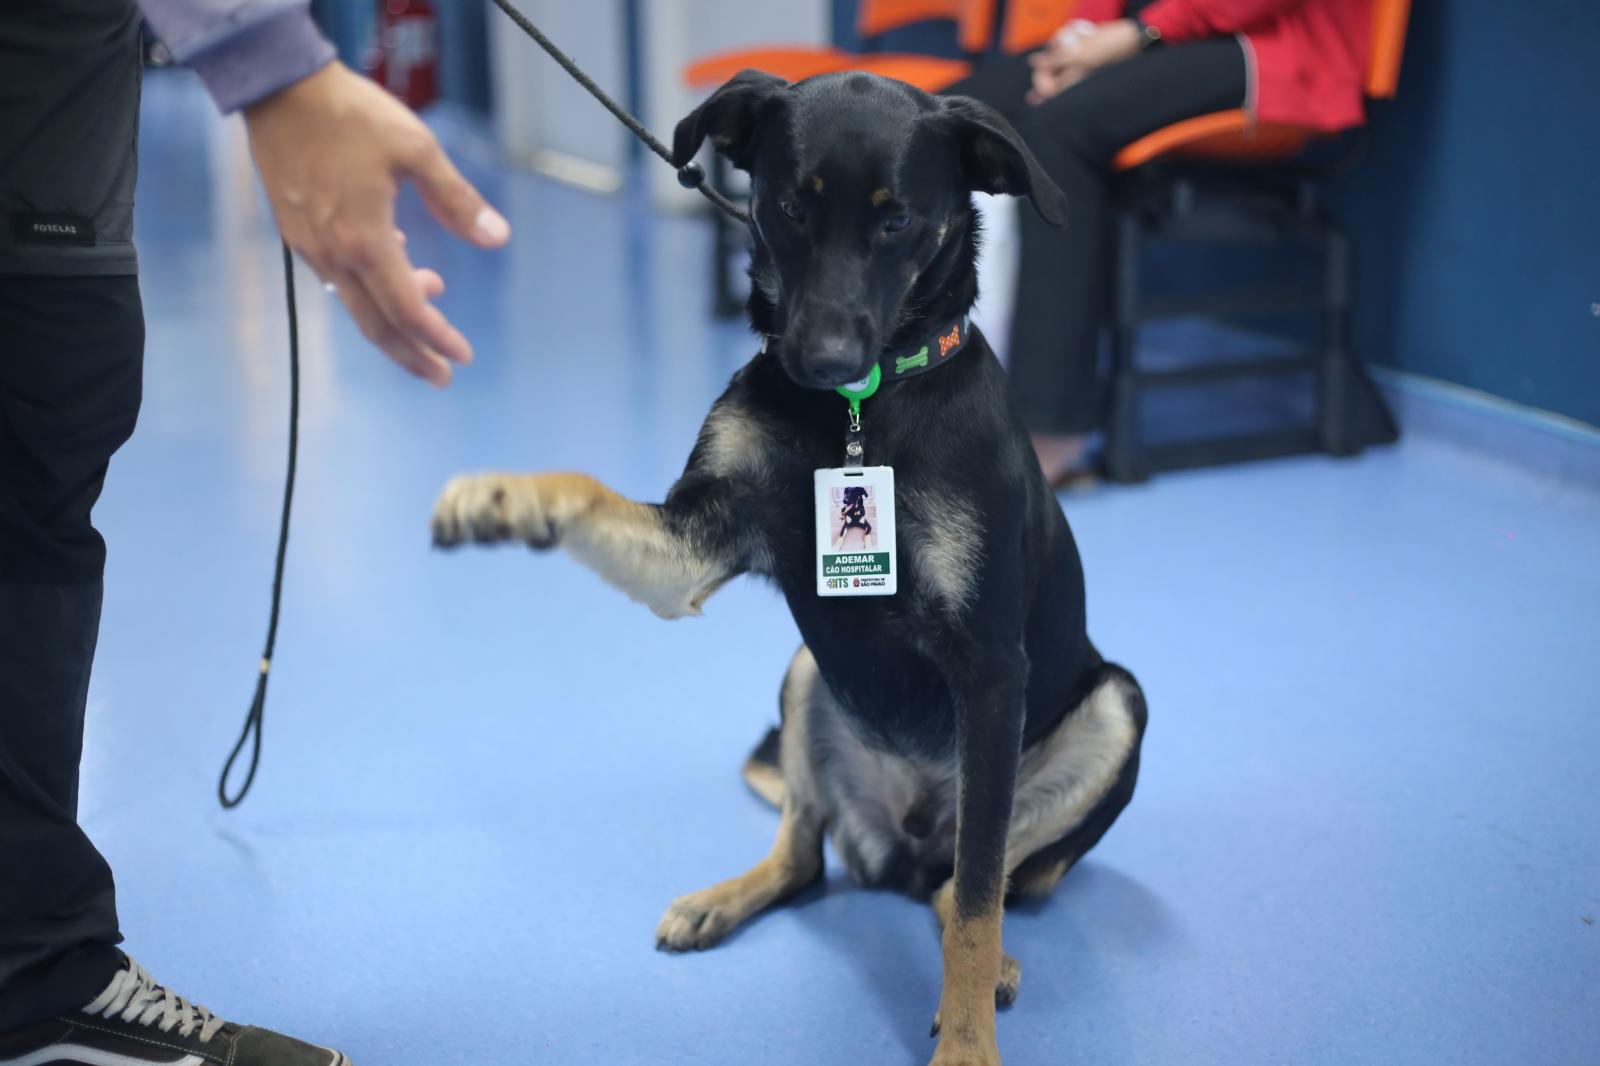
[672,69,790,172]
[932,95,1066,227]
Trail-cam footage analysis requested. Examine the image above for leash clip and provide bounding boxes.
[844,401,865,467]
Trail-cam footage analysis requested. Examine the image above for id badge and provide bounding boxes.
[815,466,896,597]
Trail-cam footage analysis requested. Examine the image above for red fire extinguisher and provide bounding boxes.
[370,0,439,110]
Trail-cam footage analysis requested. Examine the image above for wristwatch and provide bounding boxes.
[1132,17,1163,49]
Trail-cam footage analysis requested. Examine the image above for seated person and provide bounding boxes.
[944,0,1374,483]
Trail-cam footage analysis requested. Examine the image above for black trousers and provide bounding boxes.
[0,275,143,1029]
[945,40,1247,434]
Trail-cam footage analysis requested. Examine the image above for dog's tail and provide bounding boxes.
[741,725,785,809]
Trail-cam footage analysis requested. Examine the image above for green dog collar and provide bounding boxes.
[759,315,973,397]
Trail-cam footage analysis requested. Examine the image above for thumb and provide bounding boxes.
[407,136,511,248]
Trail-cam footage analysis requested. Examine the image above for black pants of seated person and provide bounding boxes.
[944,40,1246,436]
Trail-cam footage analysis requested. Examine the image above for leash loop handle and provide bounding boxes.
[218,242,299,809]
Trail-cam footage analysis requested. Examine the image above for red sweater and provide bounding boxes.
[1075,0,1373,131]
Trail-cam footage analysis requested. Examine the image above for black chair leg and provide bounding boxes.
[1316,222,1358,456]
[1105,209,1148,483]
[710,152,744,319]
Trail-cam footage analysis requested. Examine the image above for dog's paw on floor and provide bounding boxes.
[655,889,744,952]
[995,953,1022,1007]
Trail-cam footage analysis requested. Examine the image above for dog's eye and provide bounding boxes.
[883,214,912,234]
[779,199,805,222]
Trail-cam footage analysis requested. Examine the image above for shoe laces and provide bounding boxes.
[82,958,225,1043]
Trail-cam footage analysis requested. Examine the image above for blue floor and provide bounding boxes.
[86,74,1600,1065]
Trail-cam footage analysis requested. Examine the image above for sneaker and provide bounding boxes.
[0,955,349,1066]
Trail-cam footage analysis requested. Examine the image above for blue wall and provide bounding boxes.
[1328,2,1600,427]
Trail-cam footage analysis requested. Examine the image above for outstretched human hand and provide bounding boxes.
[244,62,511,386]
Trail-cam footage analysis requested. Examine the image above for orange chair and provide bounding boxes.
[957,0,1073,55]
[1101,0,1413,481]
[1112,0,1411,170]
[684,1,982,99]
[684,1,1071,109]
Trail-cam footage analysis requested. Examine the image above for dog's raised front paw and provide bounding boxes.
[655,889,742,952]
[431,473,557,549]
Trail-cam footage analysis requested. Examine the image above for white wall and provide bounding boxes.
[971,194,1018,366]
[489,1,830,202]
[490,0,629,189]
[639,0,829,209]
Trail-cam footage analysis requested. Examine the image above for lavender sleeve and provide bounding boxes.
[136,0,337,113]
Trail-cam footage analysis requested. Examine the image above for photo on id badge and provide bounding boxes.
[832,484,878,551]
[815,467,896,597]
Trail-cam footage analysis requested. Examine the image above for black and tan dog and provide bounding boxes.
[432,70,1147,1066]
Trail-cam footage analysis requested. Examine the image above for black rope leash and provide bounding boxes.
[219,3,748,807]
[218,241,299,808]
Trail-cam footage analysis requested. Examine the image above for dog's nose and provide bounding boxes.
[801,334,870,388]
